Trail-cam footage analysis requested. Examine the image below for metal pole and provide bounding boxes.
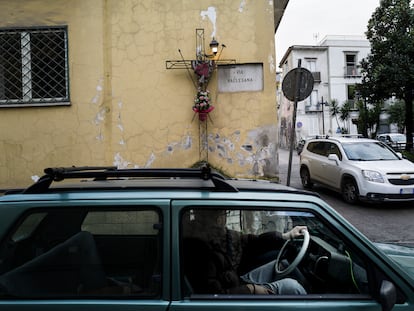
[321,96,325,135]
[287,59,302,186]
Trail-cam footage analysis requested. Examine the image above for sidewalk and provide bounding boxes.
[278,147,302,189]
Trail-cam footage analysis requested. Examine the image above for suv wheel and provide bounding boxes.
[300,167,313,189]
[342,178,359,204]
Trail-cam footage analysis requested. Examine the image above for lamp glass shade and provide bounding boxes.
[209,38,219,54]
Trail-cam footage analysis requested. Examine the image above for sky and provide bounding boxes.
[275,0,380,67]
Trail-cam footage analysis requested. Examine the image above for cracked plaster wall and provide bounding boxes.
[0,0,279,188]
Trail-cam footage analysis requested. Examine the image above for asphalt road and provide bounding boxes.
[278,147,414,246]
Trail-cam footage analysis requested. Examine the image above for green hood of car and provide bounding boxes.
[375,242,414,281]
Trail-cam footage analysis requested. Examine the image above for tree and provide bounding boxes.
[329,99,352,134]
[339,100,353,134]
[361,0,414,150]
[329,99,342,133]
[355,74,383,138]
[388,100,407,133]
[357,100,383,138]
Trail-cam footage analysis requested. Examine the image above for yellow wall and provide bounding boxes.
[0,0,278,189]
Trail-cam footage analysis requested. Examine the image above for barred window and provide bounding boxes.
[0,27,69,107]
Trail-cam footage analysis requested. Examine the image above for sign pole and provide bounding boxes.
[286,59,302,186]
[281,60,313,187]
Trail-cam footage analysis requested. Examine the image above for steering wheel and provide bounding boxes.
[275,229,310,277]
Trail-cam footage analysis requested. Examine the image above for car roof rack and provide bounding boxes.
[22,164,239,194]
[336,134,364,138]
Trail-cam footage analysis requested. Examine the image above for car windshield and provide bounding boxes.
[392,134,406,142]
[342,142,399,161]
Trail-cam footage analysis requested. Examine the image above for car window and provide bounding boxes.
[11,212,47,242]
[342,142,399,161]
[327,143,342,160]
[0,207,162,299]
[393,134,406,142]
[180,207,369,297]
[307,142,328,157]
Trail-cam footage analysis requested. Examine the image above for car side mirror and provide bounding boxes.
[327,154,340,165]
[379,280,396,311]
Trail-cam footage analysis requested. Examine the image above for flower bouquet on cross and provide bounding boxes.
[193,88,214,121]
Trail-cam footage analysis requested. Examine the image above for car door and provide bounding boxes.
[306,141,328,183]
[0,199,171,311]
[169,200,414,311]
[310,142,341,188]
[318,142,343,189]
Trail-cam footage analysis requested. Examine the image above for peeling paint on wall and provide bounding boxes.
[116,100,126,146]
[166,134,192,154]
[90,79,103,105]
[113,152,130,169]
[203,126,278,178]
[96,129,104,142]
[94,107,108,125]
[247,126,278,177]
[90,78,109,142]
[200,6,217,38]
[267,0,274,14]
[268,54,275,73]
[112,130,193,170]
[145,152,156,168]
[239,0,247,12]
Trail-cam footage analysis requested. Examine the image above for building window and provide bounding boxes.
[344,53,359,77]
[347,84,357,108]
[310,90,318,107]
[305,58,321,83]
[0,26,69,107]
[305,58,316,72]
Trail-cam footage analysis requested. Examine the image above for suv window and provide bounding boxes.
[306,141,341,159]
[0,207,161,298]
[180,207,368,297]
[343,142,399,161]
[327,142,342,160]
[307,141,327,156]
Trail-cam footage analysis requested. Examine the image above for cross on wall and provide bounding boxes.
[165,28,236,90]
[165,28,236,162]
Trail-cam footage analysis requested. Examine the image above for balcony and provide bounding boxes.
[344,66,361,78]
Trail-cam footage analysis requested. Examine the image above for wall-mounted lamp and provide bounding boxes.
[209,37,219,55]
[166,29,236,70]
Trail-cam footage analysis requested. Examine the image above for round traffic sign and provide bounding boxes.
[282,68,314,101]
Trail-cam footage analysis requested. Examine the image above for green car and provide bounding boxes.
[0,166,413,311]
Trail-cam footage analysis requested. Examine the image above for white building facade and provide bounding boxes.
[278,35,371,146]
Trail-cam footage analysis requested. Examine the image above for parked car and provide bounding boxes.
[0,165,413,311]
[296,135,323,155]
[377,133,407,150]
[299,136,414,203]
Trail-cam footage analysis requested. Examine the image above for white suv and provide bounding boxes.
[299,136,414,203]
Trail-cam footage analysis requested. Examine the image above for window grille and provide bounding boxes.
[0,26,69,107]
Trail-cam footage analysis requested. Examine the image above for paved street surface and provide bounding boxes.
[278,147,414,247]
[278,147,301,188]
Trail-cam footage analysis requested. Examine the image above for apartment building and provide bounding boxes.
[278,35,371,145]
